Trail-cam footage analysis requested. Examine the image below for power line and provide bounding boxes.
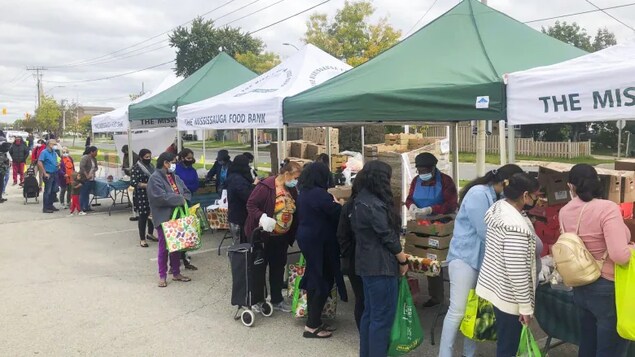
[248,0,331,34]
[524,2,635,23]
[584,0,635,32]
[44,61,173,84]
[222,0,286,27]
[404,0,440,37]
[47,0,241,69]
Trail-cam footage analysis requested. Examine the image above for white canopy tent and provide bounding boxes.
[91,74,182,133]
[177,44,351,168]
[507,41,635,126]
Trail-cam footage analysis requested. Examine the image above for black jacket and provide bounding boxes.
[351,189,401,277]
[8,142,29,163]
[206,160,232,192]
[225,172,253,226]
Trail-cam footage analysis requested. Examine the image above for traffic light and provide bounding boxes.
[1,108,6,115]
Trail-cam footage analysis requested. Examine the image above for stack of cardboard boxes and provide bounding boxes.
[404,214,455,261]
[269,128,341,174]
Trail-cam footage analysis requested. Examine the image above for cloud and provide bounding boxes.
[2,0,634,123]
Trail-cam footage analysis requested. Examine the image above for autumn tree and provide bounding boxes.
[169,17,266,76]
[303,0,401,66]
[235,51,281,74]
[35,95,61,134]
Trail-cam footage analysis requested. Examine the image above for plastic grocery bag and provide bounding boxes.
[161,203,202,253]
[615,254,635,340]
[460,289,497,341]
[290,254,337,318]
[388,277,424,356]
[517,325,542,357]
[189,203,210,232]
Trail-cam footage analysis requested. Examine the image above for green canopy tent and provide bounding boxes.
[127,52,257,169]
[282,0,586,124]
[129,53,257,128]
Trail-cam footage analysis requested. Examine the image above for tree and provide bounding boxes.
[592,27,617,52]
[235,51,281,74]
[35,95,61,134]
[169,17,264,77]
[303,0,401,66]
[542,21,593,52]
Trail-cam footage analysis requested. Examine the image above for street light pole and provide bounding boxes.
[282,42,299,51]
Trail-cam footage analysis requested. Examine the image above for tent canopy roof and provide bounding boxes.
[129,53,256,121]
[283,0,586,125]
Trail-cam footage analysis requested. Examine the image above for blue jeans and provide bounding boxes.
[360,276,398,357]
[3,170,8,193]
[80,180,95,211]
[493,306,523,357]
[573,277,629,357]
[43,173,58,210]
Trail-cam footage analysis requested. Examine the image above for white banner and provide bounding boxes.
[113,128,177,162]
[507,42,635,125]
[177,44,351,131]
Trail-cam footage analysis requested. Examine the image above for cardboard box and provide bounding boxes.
[538,171,571,206]
[600,174,621,204]
[404,245,449,261]
[328,186,352,201]
[288,157,313,167]
[290,141,308,159]
[331,154,347,170]
[407,214,454,236]
[405,233,451,249]
[615,159,635,172]
[622,175,635,203]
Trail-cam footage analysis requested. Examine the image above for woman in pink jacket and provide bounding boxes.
[559,164,633,357]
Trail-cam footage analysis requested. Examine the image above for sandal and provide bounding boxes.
[140,240,149,248]
[321,323,337,332]
[158,279,167,288]
[173,275,191,282]
[303,326,332,339]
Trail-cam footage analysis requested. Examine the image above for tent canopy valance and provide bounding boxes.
[128,53,257,129]
[282,0,586,125]
[91,74,181,133]
[507,41,635,125]
[177,44,351,131]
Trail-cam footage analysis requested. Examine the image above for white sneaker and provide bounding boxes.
[272,301,292,313]
[251,304,262,313]
[78,212,87,216]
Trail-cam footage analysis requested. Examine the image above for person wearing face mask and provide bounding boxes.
[131,149,156,248]
[245,161,302,313]
[438,164,523,357]
[175,148,199,194]
[79,146,99,213]
[58,147,75,209]
[405,152,458,308]
[37,139,61,213]
[206,149,232,193]
[475,173,543,357]
[147,151,192,287]
[121,145,139,177]
[8,136,29,186]
[32,140,47,189]
[242,152,258,180]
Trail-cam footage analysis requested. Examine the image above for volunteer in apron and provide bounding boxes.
[406,152,458,308]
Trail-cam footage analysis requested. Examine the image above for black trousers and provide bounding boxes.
[138,213,154,241]
[348,272,365,330]
[306,289,329,329]
[428,275,445,303]
[264,237,289,304]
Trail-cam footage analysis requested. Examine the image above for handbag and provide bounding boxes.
[460,289,497,341]
[289,254,337,319]
[161,203,202,253]
[388,277,424,356]
[615,254,635,340]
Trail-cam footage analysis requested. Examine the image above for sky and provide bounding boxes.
[1,0,634,123]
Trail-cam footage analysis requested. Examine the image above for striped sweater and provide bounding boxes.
[476,200,538,316]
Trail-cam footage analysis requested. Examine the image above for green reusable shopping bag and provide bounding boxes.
[517,325,542,357]
[388,277,424,356]
[290,254,337,319]
[460,289,497,341]
[161,203,202,253]
[615,254,635,340]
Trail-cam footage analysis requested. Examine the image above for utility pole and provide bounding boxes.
[26,66,47,109]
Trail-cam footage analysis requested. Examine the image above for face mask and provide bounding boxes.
[184,159,194,167]
[523,195,538,211]
[36,144,41,148]
[168,163,177,173]
[419,173,433,181]
[62,153,69,157]
[142,158,152,165]
[285,179,298,188]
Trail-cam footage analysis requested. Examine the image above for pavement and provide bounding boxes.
[0,180,578,357]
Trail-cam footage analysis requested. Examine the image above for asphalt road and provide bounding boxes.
[0,181,576,356]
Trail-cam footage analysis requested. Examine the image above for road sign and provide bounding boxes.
[617,120,626,129]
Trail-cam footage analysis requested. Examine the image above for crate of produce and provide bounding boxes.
[404,245,449,262]
[405,232,452,249]
[407,214,455,236]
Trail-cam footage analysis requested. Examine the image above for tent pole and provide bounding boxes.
[508,124,516,163]
[253,129,259,171]
[277,128,282,168]
[404,125,409,134]
[326,127,332,171]
[618,125,623,159]
[177,130,182,152]
[499,120,507,165]
[476,120,486,176]
[451,122,460,188]
[361,126,365,159]
[283,125,288,151]
[202,130,206,170]
[127,126,136,217]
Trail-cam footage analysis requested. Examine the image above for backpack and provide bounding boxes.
[552,203,606,287]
